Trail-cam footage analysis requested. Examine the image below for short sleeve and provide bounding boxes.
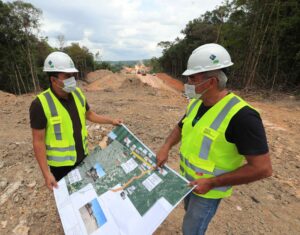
[226,106,269,156]
[29,98,47,129]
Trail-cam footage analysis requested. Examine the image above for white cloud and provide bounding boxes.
[5,0,223,60]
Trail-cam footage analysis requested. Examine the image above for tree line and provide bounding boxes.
[0,0,97,94]
[1,0,299,94]
[154,0,299,92]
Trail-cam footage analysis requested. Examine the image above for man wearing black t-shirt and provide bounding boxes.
[156,43,272,235]
[30,51,122,191]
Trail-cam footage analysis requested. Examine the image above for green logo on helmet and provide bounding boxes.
[209,54,219,64]
[48,60,54,68]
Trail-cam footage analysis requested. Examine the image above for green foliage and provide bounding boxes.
[105,60,139,67]
[94,61,112,70]
[158,0,300,91]
[0,1,96,94]
[0,0,43,94]
[148,57,162,73]
[110,62,123,73]
[1,0,298,94]
[64,43,94,79]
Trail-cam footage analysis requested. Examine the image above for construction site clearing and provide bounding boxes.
[0,70,299,235]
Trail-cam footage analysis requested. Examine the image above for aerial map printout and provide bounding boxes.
[54,124,192,235]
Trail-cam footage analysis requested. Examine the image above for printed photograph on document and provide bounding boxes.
[86,163,106,182]
[79,198,107,234]
[67,169,82,184]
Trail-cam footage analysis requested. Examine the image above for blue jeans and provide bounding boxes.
[182,193,221,235]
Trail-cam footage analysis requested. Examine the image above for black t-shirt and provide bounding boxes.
[29,88,90,164]
[178,101,269,156]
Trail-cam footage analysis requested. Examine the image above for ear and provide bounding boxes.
[50,76,56,83]
[210,77,218,87]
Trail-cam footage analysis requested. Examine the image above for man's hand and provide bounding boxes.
[156,145,170,167]
[112,118,123,125]
[189,178,214,194]
[45,172,58,191]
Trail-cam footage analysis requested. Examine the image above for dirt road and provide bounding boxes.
[0,72,299,235]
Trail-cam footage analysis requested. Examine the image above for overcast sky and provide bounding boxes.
[6,0,224,61]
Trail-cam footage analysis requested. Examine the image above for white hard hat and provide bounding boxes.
[182,43,233,76]
[43,51,78,73]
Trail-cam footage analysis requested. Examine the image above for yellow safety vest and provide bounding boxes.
[180,93,252,199]
[37,87,89,167]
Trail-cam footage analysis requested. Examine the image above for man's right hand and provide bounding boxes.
[45,172,58,191]
[156,145,170,167]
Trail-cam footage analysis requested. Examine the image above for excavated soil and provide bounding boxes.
[0,71,299,235]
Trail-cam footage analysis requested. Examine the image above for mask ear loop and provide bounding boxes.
[52,76,65,90]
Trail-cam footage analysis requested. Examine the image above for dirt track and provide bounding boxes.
[0,71,299,235]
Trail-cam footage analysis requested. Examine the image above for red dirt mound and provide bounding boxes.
[156,73,184,92]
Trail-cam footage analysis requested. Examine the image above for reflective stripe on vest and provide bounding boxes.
[73,89,84,107]
[180,153,231,192]
[46,145,76,151]
[199,97,240,160]
[44,92,62,140]
[47,156,76,162]
[186,99,200,118]
[180,153,230,176]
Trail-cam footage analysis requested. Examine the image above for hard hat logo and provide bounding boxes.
[209,54,216,60]
[43,51,78,73]
[209,54,219,64]
[48,60,54,68]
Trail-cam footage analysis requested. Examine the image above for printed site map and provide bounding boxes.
[54,124,192,235]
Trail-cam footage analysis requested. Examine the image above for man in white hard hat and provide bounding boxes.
[156,43,272,235]
[30,51,122,190]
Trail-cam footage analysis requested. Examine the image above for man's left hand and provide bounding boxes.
[189,178,215,194]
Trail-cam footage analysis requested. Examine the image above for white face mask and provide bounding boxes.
[184,79,210,99]
[62,76,77,93]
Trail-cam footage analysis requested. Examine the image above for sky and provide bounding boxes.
[6,0,224,61]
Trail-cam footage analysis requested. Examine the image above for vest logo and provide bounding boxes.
[203,127,219,140]
[50,116,62,125]
[204,128,211,135]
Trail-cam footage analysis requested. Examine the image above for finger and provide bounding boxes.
[155,163,161,168]
[53,180,58,188]
[192,186,200,191]
[156,159,166,168]
[116,120,122,125]
[47,183,53,191]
